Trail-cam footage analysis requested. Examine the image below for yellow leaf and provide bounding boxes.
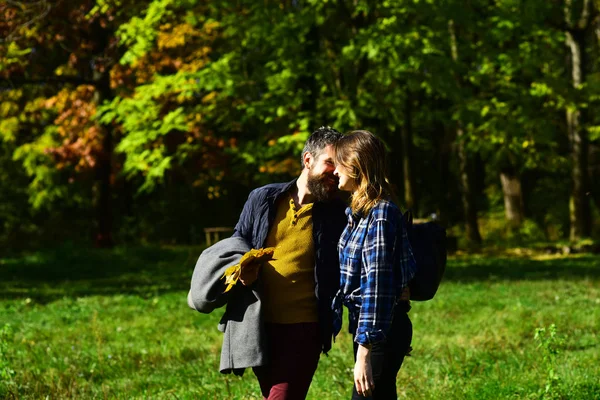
[202,91,217,103]
[223,282,235,293]
[221,263,241,293]
[222,263,240,282]
[157,23,200,50]
[239,247,275,268]
[220,247,275,292]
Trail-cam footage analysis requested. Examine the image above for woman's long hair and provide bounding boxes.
[334,130,395,215]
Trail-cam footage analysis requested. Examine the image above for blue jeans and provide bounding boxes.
[351,302,412,400]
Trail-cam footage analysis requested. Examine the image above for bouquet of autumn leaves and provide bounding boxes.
[221,247,275,292]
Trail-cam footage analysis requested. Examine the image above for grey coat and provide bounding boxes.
[187,236,267,375]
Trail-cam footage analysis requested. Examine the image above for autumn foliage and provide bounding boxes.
[1,0,599,248]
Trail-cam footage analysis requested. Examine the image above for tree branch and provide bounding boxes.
[0,1,52,43]
[565,0,574,29]
[565,0,596,31]
[577,0,592,29]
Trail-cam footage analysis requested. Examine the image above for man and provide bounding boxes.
[233,126,347,399]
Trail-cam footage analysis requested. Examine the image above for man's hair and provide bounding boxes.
[301,126,343,169]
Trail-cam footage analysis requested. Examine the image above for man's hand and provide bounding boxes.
[222,247,275,291]
[239,258,261,286]
[239,247,275,286]
[354,344,374,397]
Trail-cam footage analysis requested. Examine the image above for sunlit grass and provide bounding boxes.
[1,247,599,399]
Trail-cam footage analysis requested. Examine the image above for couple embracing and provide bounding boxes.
[188,127,416,400]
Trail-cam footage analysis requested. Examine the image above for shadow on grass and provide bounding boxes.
[0,245,205,302]
[1,246,598,302]
[445,255,600,282]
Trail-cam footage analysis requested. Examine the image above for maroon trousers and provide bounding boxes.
[252,322,321,400]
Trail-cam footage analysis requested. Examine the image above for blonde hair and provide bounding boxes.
[334,130,394,215]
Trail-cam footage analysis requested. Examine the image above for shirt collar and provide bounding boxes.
[345,207,361,225]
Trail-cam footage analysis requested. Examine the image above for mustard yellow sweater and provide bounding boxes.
[261,193,318,323]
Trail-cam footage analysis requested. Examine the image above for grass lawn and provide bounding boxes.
[0,245,599,399]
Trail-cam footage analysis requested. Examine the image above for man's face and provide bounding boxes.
[306,144,338,201]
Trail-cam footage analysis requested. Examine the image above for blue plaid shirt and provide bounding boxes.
[332,199,416,345]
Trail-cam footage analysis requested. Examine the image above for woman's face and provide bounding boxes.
[333,163,358,192]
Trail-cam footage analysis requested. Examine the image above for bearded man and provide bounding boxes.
[232,126,347,399]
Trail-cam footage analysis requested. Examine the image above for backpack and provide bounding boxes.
[402,210,447,301]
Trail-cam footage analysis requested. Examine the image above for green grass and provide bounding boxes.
[1,246,599,399]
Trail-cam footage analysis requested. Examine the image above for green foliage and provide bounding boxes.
[116,0,179,65]
[534,324,565,399]
[479,214,548,246]
[0,43,31,72]
[589,126,600,141]
[1,0,599,245]
[12,127,70,210]
[0,324,15,396]
[97,62,234,191]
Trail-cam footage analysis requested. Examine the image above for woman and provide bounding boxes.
[332,130,416,399]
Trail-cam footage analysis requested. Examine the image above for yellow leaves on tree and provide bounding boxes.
[157,23,200,50]
[221,247,276,292]
[132,20,219,79]
[258,159,300,175]
[201,91,217,104]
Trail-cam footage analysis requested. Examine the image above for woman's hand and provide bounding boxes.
[399,286,410,301]
[354,344,374,397]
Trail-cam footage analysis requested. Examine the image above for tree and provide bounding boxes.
[563,0,597,240]
[1,0,149,247]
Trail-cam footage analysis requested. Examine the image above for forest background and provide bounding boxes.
[2,1,600,399]
[2,0,600,251]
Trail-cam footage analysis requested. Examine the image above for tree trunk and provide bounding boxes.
[500,170,525,228]
[93,69,114,248]
[597,16,600,45]
[434,118,452,225]
[592,6,600,213]
[448,19,482,246]
[590,142,600,212]
[401,92,417,214]
[565,0,593,240]
[457,126,482,245]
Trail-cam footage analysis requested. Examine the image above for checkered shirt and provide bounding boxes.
[332,199,416,345]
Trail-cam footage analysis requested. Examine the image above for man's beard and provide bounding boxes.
[307,170,338,202]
